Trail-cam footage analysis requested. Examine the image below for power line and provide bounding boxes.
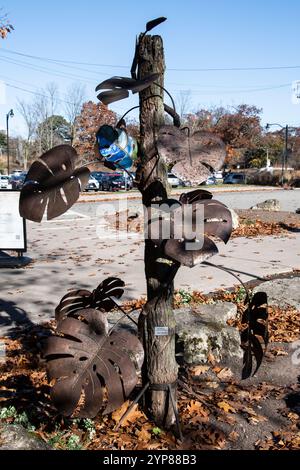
[5,83,76,105]
[2,47,300,72]
[0,56,98,84]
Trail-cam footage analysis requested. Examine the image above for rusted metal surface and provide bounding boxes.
[157,127,226,185]
[96,74,160,105]
[241,292,269,379]
[147,190,232,267]
[44,308,144,417]
[19,145,89,223]
[55,277,125,323]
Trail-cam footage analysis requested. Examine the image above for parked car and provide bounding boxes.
[0,175,12,189]
[9,172,27,190]
[84,175,100,191]
[205,176,217,185]
[213,171,224,183]
[90,171,107,190]
[167,173,181,187]
[102,175,128,191]
[223,173,246,184]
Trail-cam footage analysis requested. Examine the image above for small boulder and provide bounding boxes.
[253,278,300,310]
[175,303,242,364]
[0,424,51,450]
[296,208,300,214]
[250,199,280,211]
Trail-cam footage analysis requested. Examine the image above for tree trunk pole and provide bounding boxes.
[137,34,179,427]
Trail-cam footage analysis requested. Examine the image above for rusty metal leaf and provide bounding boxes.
[55,277,125,323]
[179,189,213,204]
[164,236,218,268]
[157,126,226,184]
[146,17,167,32]
[44,309,143,417]
[19,145,89,222]
[97,89,129,105]
[241,292,269,379]
[96,74,159,105]
[147,192,232,267]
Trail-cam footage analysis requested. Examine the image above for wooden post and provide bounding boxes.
[137,34,179,427]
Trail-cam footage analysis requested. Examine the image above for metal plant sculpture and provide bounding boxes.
[19,17,268,432]
[241,291,269,379]
[19,145,89,222]
[45,306,143,417]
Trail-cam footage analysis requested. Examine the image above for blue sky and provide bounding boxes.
[0,0,300,136]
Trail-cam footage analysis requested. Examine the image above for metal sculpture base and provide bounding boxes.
[0,250,32,268]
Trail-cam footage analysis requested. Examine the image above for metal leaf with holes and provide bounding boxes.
[55,277,125,323]
[44,308,144,418]
[19,145,89,222]
[95,74,159,105]
[156,126,226,185]
[147,190,232,267]
[241,292,269,379]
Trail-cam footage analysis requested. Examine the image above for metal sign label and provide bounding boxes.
[154,327,169,336]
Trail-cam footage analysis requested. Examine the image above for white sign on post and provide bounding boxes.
[0,190,26,251]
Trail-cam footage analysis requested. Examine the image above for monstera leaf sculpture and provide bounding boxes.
[44,309,144,417]
[96,74,160,105]
[55,277,125,323]
[241,292,269,379]
[156,127,226,185]
[147,190,232,267]
[19,145,89,222]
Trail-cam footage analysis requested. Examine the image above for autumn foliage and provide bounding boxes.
[0,12,13,38]
[74,101,116,164]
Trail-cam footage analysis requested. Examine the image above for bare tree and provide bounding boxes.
[176,90,192,120]
[46,82,59,148]
[17,99,39,169]
[64,83,86,145]
[32,83,59,152]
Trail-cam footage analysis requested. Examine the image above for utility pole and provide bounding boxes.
[284,124,288,171]
[137,34,179,427]
[6,109,14,175]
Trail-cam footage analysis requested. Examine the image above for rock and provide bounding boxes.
[0,424,51,450]
[296,208,300,214]
[175,303,242,364]
[250,199,280,211]
[253,278,300,310]
[229,208,239,229]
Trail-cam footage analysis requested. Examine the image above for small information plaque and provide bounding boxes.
[154,326,169,336]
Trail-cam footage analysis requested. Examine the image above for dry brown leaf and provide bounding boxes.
[217,367,233,381]
[228,431,239,442]
[191,365,210,376]
[217,401,236,414]
[111,402,146,426]
[207,353,216,364]
[136,428,152,443]
[248,414,267,425]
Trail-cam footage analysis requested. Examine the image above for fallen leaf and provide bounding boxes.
[111,402,146,427]
[191,365,209,376]
[217,401,236,414]
[136,428,151,443]
[217,367,233,381]
[228,431,239,442]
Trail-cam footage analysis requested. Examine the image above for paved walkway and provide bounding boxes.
[0,201,300,336]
